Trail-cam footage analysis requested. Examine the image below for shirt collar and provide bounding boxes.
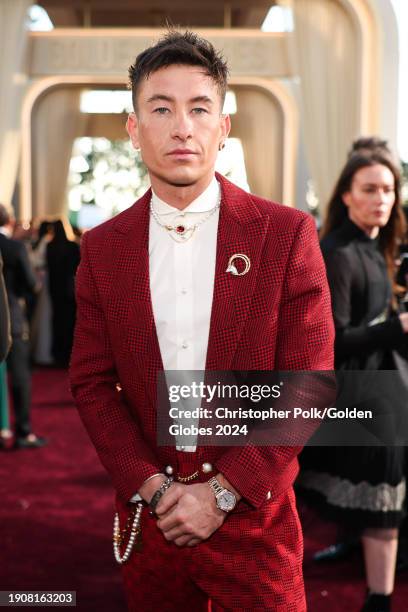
[151,177,220,216]
[0,227,11,237]
[342,216,378,244]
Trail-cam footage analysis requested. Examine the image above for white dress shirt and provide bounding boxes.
[149,177,220,452]
[132,178,221,501]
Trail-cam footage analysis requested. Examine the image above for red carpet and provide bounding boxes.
[0,369,406,611]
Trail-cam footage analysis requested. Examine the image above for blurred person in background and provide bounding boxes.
[350,139,408,578]
[12,221,33,243]
[30,220,54,365]
[0,251,11,449]
[0,251,10,362]
[71,225,83,245]
[0,204,47,449]
[46,219,80,367]
[298,146,407,612]
[13,221,37,325]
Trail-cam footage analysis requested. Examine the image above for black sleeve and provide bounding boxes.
[324,248,404,359]
[16,241,37,295]
[0,254,11,361]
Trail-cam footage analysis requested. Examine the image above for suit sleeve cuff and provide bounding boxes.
[128,472,165,503]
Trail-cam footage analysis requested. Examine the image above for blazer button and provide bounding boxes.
[202,462,213,474]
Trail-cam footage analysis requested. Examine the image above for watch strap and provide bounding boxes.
[208,476,225,496]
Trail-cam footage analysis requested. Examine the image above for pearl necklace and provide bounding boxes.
[113,502,143,564]
[150,192,221,243]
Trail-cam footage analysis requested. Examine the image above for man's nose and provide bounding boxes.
[171,111,193,140]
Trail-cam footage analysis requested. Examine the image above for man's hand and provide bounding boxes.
[155,482,226,547]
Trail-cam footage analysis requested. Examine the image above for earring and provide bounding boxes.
[219,142,225,151]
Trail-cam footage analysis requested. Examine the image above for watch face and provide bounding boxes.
[217,490,236,512]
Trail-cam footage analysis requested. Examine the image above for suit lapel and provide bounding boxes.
[205,176,270,370]
[113,190,163,379]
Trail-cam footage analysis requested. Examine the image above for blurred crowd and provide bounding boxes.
[0,205,81,450]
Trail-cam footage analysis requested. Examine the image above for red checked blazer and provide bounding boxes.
[70,174,334,507]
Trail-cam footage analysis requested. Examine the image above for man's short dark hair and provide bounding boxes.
[0,204,11,227]
[128,30,229,112]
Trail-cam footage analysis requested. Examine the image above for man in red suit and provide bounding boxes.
[70,31,334,611]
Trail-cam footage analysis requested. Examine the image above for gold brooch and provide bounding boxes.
[226,254,251,276]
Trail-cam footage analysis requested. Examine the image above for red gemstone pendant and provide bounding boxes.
[176,225,185,234]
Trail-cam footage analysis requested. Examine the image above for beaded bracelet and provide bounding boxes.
[149,477,173,516]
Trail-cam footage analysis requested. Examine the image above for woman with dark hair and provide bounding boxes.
[299,149,408,611]
[46,220,80,366]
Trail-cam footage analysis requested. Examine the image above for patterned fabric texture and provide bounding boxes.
[70,173,334,610]
[118,487,305,611]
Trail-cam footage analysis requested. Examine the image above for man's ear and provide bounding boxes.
[221,114,231,141]
[126,112,140,150]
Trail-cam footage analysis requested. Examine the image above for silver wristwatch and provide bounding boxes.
[207,476,237,512]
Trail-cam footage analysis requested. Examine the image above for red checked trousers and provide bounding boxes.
[118,455,306,612]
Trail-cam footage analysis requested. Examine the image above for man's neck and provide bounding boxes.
[150,175,215,210]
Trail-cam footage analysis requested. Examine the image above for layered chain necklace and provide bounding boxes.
[150,192,221,243]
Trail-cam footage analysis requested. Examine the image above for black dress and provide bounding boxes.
[298,218,406,528]
[46,239,80,366]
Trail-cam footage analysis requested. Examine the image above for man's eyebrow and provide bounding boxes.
[146,94,214,105]
[146,94,174,104]
[190,96,214,105]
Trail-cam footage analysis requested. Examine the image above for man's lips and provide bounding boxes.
[167,149,197,155]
